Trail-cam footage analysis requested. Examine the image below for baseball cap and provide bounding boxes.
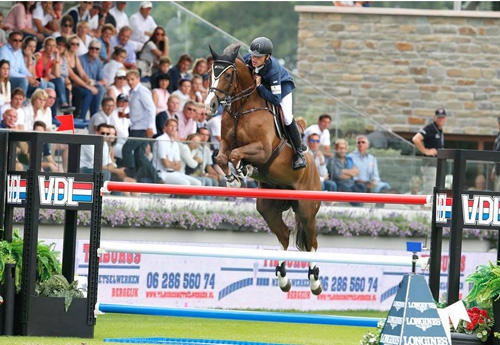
[140,1,153,9]
[435,108,446,117]
[117,94,128,102]
[115,69,126,78]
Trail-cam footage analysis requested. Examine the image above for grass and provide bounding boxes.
[1,310,387,345]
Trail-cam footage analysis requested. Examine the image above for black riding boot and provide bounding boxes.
[285,119,307,170]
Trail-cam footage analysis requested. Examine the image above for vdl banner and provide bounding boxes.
[64,240,492,311]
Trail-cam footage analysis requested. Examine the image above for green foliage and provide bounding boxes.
[465,261,500,307]
[35,274,84,312]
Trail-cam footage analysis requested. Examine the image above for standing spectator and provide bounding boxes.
[176,100,198,140]
[328,138,365,206]
[51,15,74,39]
[137,26,169,77]
[106,69,130,102]
[98,2,117,29]
[153,118,202,186]
[23,88,50,131]
[155,93,179,137]
[2,87,26,130]
[150,56,171,89]
[109,1,129,32]
[99,24,115,63]
[303,114,332,158]
[0,31,32,95]
[171,78,191,109]
[349,135,391,193]
[78,39,107,118]
[32,1,59,36]
[102,47,126,87]
[4,2,45,42]
[67,35,100,119]
[307,132,336,192]
[121,69,161,183]
[491,116,500,191]
[110,26,137,69]
[129,1,157,51]
[64,1,91,33]
[88,96,115,134]
[168,54,193,93]
[0,59,11,109]
[412,107,446,194]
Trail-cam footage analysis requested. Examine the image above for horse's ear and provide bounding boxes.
[229,44,240,61]
[209,45,219,61]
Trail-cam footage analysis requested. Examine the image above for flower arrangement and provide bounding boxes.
[453,306,493,342]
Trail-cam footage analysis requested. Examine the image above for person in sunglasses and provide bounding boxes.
[307,132,336,192]
[0,31,32,95]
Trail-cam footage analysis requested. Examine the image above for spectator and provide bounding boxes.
[307,132,336,192]
[106,69,130,102]
[0,31,32,96]
[121,69,161,183]
[197,126,225,186]
[303,114,332,158]
[109,2,129,32]
[137,26,169,77]
[32,1,59,36]
[129,1,157,51]
[152,73,170,115]
[181,132,217,192]
[51,14,74,39]
[52,2,64,21]
[189,58,208,79]
[87,2,101,37]
[171,78,192,109]
[110,93,130,166]
[0,59,11,109]
[168,54,193,93]
[99,24,115,63]
[4,2,45,42]
[76,21,92,56]
[102,46,126,87]
[153,118,202,186]
[405,176,423,195]
[469,175,488,191]
[67,35,102,119]
[195,103,208,129]
[491,116,500,191]
[98,1,117,29]
[327,138,365,206]
[176,100,198,141]
[190,74,206,103]
[33,120,62,172]
[2,87,26,130]
[110,26,137,69]
[88,96,115,134]
[155,93,179,137]
[64,1,91,33]
[150,56,171,89]
[55,36,73,108]
[23,36,49,97]
[80,38,108,108]
[0,108,18,129]
[206,111,221,150]
[348,135,391,194]
[0,12,8,48]
[23,88,50,131]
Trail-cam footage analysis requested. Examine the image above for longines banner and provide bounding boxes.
[46,239,493,311]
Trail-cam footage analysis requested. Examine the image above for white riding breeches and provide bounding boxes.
[281,93,293,125]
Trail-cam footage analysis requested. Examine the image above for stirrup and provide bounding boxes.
[292,153,307,171]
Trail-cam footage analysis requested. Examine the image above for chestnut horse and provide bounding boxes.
[205,44,323,295]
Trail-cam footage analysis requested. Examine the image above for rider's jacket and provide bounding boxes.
[243,54,295,105]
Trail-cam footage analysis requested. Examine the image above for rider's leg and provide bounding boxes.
[282,94,307,170]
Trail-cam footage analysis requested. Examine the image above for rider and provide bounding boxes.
[243,37,307,171]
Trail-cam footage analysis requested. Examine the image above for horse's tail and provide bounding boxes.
[294,217,308,252]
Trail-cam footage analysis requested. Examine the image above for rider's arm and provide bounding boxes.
[256,68,282,105]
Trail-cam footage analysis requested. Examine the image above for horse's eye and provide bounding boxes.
[224,72,232,79]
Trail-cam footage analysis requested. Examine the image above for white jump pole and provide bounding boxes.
[98,243,429,268]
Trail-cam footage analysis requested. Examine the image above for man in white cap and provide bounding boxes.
[129,1,157,51]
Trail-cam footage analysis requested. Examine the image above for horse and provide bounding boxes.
[205,43,323,295]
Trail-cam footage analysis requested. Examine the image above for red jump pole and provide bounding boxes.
[102,182,431,206]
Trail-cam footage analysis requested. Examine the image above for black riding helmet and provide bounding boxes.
[248,37,273,57]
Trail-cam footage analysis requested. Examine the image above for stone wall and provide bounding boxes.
[295,6,500,136]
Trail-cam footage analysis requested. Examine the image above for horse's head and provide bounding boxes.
[205,43,253,115]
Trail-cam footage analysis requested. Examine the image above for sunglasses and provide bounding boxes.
[186,107,196,111]
[70,42,80,46]
[100,132,110,136]
[89,47,100,51]
[63,24,72,28]
[309,139,320,143]
[11,39,22,43]
[357,141,366,144]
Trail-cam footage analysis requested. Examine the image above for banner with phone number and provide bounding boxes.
[68,240,493,311]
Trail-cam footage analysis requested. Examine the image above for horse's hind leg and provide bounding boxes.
[257,198,292,293]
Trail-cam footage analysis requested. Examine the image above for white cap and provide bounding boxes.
[115,69,126,78]
[140,1,153,9]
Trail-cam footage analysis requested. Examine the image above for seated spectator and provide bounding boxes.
[197,126,225,186]
[0,12,7,48]
[23,36,53,97]
[176,100,198,141]
[153,118,202,186]
[51,14,74,39]
[2,87,26,130]
[0,108,18,129]
[64,1,91,33]
[4,2,45,42]
[206,111,221,151]
[0,59,11,109]
[33,120,63,172]
[23,88,51,131]
[327,138,365,206]
[348,134,391,194]
[106,69,130,102]
[155,93,179,137]
[98,2,117,29]
[469,174,489,191]
[307,132,336,192]
[109,1,129,31]
[80,39,108,110]
[102,47,126,88]
[171,78,192,110]
[152,73,170,115]
[67,35,103,119]
[32,1,59,37]
[88,96,116,134]
[55,36,73,109]
[190,74,207,103]
[76,21,92,56]
[52,2,64,22]
[110,93,130,166]
[137,26,169,78]
[130,1,157,51]
[87,3,101,37]
[405,175,423,195]
[303,114,332,158]
[0,31,32,95]
[150,56,171,89]
[110,26,137,69]
[99,24,115,63]
[196,103,208,129]
[189,58,208,80]
[168,54,193,93]
[180,133,217,195]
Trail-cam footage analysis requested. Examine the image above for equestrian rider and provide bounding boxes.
[243,37,307,171]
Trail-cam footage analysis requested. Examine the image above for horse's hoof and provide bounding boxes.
[280,280,292,293]
[311,285,322,296]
